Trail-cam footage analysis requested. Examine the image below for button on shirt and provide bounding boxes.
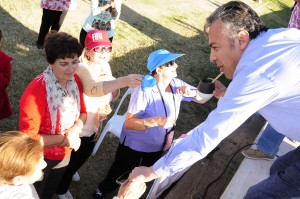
[154,28,300,178]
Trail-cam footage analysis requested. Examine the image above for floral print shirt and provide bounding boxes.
[41,0,77,11]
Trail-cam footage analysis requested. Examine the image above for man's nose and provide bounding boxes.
[209,51,216,63]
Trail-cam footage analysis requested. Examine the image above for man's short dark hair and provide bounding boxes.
[44,31,83,64]
[204,1,268,40]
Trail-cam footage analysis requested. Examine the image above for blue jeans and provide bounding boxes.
[256,124,285,156]
[244,146,300,199]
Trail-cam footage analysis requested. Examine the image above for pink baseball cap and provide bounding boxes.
[84,30,112,50]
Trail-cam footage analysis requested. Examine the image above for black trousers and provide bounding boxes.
[97,142,164,193]
[36,8,63,45]
[56,134,95,194]
[34,156,70,199]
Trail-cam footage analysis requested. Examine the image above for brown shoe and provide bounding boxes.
[242,149,274,161]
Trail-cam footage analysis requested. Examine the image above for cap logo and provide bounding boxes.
[92,33,103,41]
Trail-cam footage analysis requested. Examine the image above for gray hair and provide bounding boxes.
[204,1,268,40]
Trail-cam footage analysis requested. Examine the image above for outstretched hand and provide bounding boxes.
[125,74,144,88]
[176,86,197,97]
[128,166,158,183]
[117,179,146,199]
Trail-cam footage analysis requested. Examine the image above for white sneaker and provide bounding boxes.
[72,172,80,182]
[58,190,74,199]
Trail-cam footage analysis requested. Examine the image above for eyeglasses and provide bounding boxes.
[93,46,112,53]
[116,170,131,186]
[165,60,176,67]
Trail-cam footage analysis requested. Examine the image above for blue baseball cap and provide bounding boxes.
[141,49,184,92]
[147,49,184,73]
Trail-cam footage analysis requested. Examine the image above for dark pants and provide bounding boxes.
[97,142,164,193]
[56,134,95,195]
[79,28,113,47]
[244,146,300,199]
[34,156,70,199]
[36,8,63,45]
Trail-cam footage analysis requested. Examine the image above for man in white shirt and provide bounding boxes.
[128,1,300,198]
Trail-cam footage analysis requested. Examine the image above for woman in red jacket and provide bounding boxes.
[0,29,13,120]
[19,31,87,199]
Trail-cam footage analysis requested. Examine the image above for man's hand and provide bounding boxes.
[128,166,159,183]
[213,80,227,99]
[117,180,146,199]
[124,74,143,88]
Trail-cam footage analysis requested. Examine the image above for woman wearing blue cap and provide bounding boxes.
[93,49,207,198]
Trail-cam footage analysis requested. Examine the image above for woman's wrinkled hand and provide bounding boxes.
[176,86,196,97]
[64,125,81,151]
[124,74,144,88]
[155,116,176,129]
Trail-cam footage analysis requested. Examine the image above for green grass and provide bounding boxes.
[0,0,294,135]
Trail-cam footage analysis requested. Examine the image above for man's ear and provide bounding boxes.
[11,176,24,186]
[237,30,250,50]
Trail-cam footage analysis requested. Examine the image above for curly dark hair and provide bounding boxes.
[204,1,268,40]
[44,31,83,64]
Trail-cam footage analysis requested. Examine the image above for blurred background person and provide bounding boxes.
[36,0,77,49]
[288,0,300,29]
[0,28,13,120]
[79,0,122,46]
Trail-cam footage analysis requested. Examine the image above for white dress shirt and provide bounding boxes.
[153,28,300,178]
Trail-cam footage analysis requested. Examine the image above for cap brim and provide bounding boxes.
[86,41,112,50]
[157,53,185,67]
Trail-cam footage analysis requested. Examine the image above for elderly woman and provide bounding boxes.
[93,49,207,198]
[0,131,46,198]
[19,31,86,199]
[56,30,143,199]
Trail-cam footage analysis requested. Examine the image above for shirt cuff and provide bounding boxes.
[153,158,169,177]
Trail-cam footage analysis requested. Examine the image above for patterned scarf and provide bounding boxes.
[43,66,80,134]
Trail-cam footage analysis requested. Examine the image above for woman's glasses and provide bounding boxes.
[93,46,112,53]
[165,60,176,67]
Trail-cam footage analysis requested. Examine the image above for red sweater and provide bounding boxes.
[19,74,86,160]
[0,51,13,120]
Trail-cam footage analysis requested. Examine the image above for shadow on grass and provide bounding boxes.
[0,6,47,131]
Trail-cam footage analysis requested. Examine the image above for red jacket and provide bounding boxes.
[0,50,13,120]
[19,74,86,160]
[19,73,86,160]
